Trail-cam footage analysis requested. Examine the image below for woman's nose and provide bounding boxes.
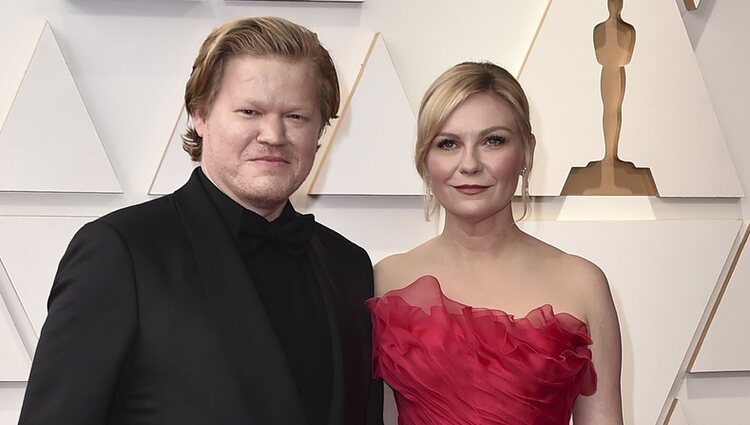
[459,149,483,175]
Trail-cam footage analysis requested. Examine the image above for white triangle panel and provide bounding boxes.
[666,399,690,425]
[519,0,608,196]
[310,34,422,195]
[520,0,741,197]
[518,219,740,425]
[0,23,121,193]
[0,385,25,423]
[314,28,377,105]
[0,260,32,381]
[149,107,199,195]
[304,196,437,264]
[557,196,656,221]
[692,226,750,371]
[683,373,750,425]
[618,0,742,197]
[0,216,94,337]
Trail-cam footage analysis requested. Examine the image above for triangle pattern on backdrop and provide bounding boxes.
[149,107,199,195]
[682,374,750,425]
[519,0,607,196]
[665,399,690,425]
[309,33,422,196]
[519,0,741,197]
[691,225,750,372]
[519,219,740,425]
[617,0,741,197]
[0,216,94,337]
[0,258,32,381]
[0,22,122,193]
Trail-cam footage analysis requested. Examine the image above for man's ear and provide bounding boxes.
[192,111,206,137]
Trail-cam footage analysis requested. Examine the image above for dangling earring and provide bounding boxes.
[523,179,530,197]
[519,165,531,220]
[423,184,436,221]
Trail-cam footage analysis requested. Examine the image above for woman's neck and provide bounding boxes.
[440,211,523,254]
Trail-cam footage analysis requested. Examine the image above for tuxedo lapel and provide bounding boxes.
[173,170,307,424]
[308,236,344,425]
[309,235,369,425]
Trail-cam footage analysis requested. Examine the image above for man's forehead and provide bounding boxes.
[226,53,315,68]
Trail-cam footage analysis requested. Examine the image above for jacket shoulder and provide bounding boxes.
[96,195,177,230]
[313,222,369,260]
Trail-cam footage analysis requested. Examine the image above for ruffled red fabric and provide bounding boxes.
[366,275,596,425]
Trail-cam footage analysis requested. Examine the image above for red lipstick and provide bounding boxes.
[454,185,488,195]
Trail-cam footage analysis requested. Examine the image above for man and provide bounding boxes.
[19,16,383,425]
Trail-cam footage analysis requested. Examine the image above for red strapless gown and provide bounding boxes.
[365,275,596,425]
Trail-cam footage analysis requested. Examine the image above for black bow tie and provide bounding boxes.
[237,208,314,258]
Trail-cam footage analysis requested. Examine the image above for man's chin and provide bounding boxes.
[230,174,304,207]
[243,186,297,206]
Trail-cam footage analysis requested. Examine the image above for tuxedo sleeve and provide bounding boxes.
[363,255,384,425]
[19,220,138,425]
[366,366,384,425]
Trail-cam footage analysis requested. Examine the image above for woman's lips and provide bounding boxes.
[454,185,489,195]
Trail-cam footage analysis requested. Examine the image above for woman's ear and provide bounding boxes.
[525,133,536,171]
[529,133,537,155]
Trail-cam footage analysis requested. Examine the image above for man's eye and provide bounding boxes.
[241,109,259,116]
[287,114,306,120]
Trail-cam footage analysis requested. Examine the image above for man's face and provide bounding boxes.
[194,55,322,219]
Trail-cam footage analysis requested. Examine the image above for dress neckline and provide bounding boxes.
[375,274,590,331]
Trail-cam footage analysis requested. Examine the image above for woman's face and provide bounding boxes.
[425,91,525,222]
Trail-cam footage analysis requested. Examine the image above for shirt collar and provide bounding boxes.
[197,168,297,244]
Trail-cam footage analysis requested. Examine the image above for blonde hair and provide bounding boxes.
[416,61,534,219]
[182,16,340,161]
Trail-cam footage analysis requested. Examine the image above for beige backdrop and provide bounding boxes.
[1,1,748,424]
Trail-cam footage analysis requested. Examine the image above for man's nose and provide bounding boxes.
[257,115,286,145]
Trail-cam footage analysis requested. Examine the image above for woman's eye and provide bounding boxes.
[486,136,506,147]
[436,139,457,150]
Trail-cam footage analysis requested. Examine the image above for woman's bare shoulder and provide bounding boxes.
[551,254,614,329]
[557,251,607,287]
[374,239,437,296]
[527,236,607,287]
[525,237,612,314]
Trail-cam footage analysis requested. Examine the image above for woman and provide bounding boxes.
[366,62,623,425]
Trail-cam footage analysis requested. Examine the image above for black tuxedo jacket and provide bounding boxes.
[19,170,383,425]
